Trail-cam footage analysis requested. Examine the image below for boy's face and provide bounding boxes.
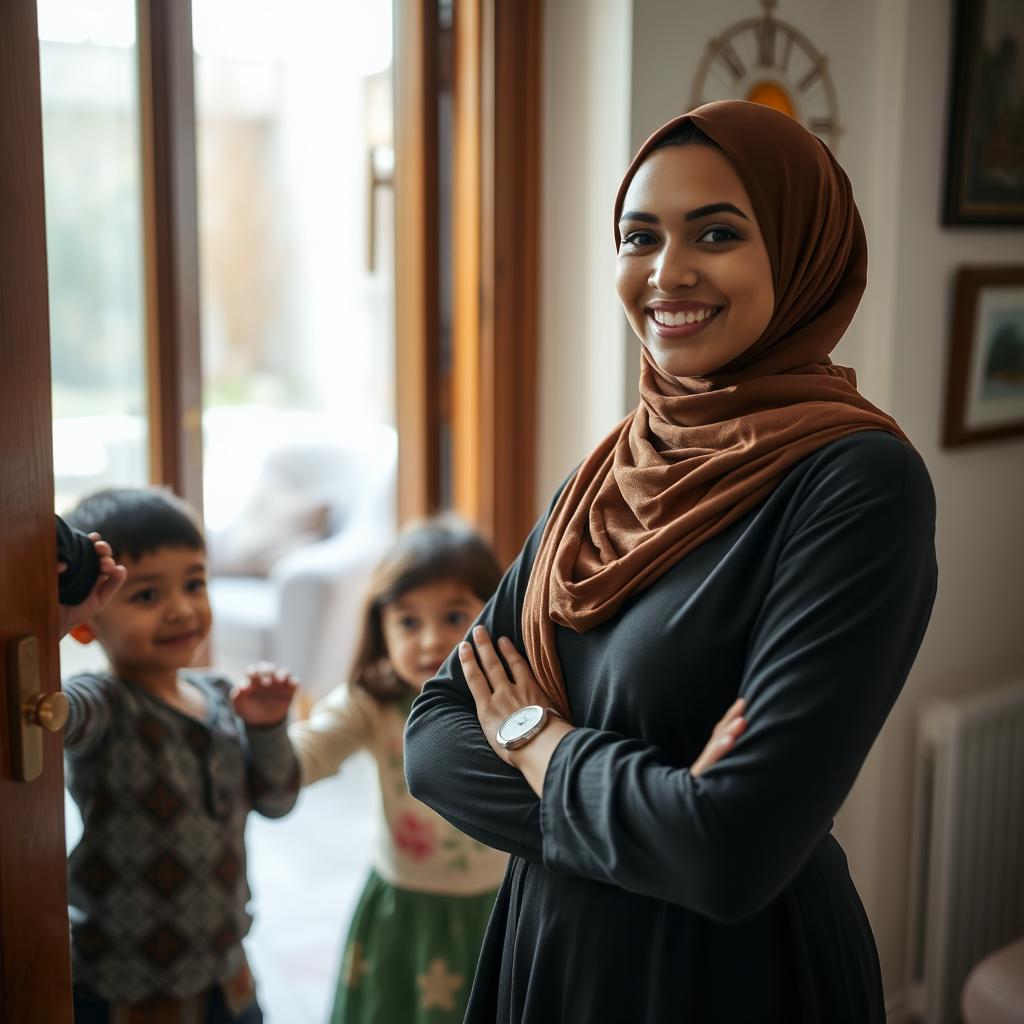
[81,545,211,676]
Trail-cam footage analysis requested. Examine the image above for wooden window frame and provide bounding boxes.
[451,0,543,564]
[394,0,444,523]
[137,0,204,510]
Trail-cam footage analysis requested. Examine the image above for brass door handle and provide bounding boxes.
[26,691,69,732]
[5,636,65,781]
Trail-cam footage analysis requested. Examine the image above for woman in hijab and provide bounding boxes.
[404,100,937,1022]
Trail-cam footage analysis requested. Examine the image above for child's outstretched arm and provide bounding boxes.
[288,685,373,786]
[63,673,121,755]
[233,664,301,818]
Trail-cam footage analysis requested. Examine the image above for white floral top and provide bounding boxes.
[289,684,508,896]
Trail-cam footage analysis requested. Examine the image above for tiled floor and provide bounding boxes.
[244,755,376,1023]
[66,754,377,1024]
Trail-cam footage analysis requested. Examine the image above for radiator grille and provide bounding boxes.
[906,680,1024,1023]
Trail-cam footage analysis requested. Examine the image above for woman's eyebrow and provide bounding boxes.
[618,210,659,225]
[684,202,749,222]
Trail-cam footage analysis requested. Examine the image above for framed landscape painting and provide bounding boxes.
[944,266,1024,447]
[943,0,1024,225]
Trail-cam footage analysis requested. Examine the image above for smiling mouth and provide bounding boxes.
[156,631,200,646]
[647,305,722,338]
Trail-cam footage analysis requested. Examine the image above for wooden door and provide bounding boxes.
[0,1,74,1021]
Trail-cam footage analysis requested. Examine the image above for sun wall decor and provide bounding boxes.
[690,0,842,152]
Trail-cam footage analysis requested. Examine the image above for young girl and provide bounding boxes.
[288,517,507,1024]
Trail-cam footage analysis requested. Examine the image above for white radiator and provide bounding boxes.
[905,679,1024,1023]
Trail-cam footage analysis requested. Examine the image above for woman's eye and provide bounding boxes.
[696,225,740,244]
[131,588,158,605]
[620,230,657,250]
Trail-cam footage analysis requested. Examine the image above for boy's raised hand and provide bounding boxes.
[58,533,127,640]
[232,664,298,726]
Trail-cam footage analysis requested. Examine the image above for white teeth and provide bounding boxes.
[651,307,717,326]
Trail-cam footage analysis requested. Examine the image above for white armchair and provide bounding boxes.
[206,426,396,700]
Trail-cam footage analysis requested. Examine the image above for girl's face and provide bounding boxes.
[380,579,485,692]
[615,144,775,379]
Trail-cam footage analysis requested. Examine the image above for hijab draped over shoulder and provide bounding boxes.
[521,100,909,722]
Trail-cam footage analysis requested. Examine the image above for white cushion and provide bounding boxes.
[208,577,278,667]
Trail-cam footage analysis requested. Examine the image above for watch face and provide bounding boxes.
[497,705,545,744]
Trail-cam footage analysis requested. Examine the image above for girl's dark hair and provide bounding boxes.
[64,487,204,562]
[350,516,503,702]
[651,120,721,152]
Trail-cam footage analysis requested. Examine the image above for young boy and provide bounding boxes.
[60,487,299,1024]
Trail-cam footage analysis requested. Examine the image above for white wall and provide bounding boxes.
[858,0,1024,1000]
[538,0,1024,1006]
[537,0,633,501]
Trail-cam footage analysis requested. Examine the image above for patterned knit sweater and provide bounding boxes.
[63,671,300,1002]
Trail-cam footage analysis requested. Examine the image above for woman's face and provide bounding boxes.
[615,143,775,379]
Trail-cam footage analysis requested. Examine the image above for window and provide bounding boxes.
[39,0,148,514]
[192,0,396,529]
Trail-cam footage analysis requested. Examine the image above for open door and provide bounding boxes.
[0,1,74,1020]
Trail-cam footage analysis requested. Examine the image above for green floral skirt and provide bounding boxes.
[330,870,497,1024]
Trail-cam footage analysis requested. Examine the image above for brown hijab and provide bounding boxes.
[521,100,909,722]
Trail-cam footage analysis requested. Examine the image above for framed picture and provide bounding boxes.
[943,0,1024,225]
[944,267,1024,447]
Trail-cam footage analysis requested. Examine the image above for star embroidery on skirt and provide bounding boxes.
[417,957,464,1011]
[344,941,370,989]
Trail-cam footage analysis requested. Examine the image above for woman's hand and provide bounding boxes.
[459,623,743,792]
[690,697,747,777]
[459,625,575,795]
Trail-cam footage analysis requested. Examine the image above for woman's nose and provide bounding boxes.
[649,242,699,293]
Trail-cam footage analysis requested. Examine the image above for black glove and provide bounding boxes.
[56,515,100,606]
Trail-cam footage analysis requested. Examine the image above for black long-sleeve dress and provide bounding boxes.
[404,430,937,1023]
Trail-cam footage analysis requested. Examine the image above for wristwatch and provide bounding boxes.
[496,705,556,750]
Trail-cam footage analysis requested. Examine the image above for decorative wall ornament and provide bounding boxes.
[943,266,1024,447]
[943,0,1024,225]
[690,0,841,152]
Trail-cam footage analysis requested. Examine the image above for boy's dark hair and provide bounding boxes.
[652,120,721,152]
[64,487,205,563]
[351,516,503,703]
